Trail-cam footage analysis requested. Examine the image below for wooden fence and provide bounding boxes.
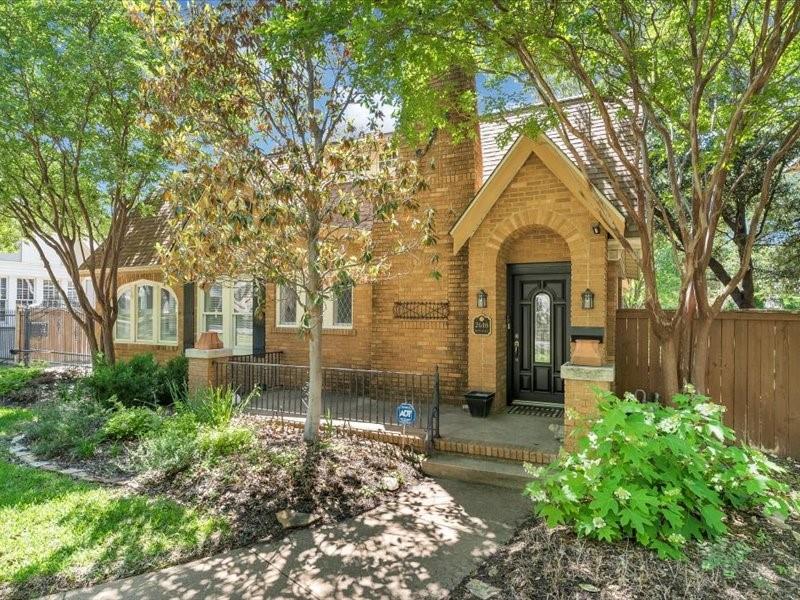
[16,306,92,366]
[615,309,800,459]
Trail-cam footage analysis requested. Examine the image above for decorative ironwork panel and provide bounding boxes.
[392,301,449,320]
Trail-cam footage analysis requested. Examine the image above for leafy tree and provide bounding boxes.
[132,0,434,442]
[0,218,20,253]
[711,143,800,308]
[342,0,800,396]
[0,0,165,362]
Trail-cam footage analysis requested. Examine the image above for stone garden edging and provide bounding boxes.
[9,434,141,490]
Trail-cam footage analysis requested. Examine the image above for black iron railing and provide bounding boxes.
[229,351,284,364]
[217,359,441,452]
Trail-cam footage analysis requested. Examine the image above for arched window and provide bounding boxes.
[115,281,178,345]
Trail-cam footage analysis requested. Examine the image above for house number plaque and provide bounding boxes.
[473,315,491,335]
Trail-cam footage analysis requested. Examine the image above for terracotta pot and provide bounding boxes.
[570,339,604,367]
[196,331,223,350]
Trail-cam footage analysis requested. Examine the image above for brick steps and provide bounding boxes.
[433,437,557,465]
[421,454,533,490]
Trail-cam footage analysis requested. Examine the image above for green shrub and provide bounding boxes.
[162,355,188,393]
[26,387,110,459]
[85,354,188,407]
[178,386,252,428]
[526,390,797,559]
[132,412,199,475]
[101,405,162,441]
[196,426,254,462]
[0,365,44,396]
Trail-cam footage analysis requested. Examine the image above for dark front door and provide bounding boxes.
[509,263,570,404]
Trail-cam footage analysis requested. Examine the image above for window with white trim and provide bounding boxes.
[196,280,254,352]
[0,278,7,314]
[66,282,79,307]
[114,281,178,345]
[233,281,253,348]
[202,284,224,335]
[42,280,63,307]
[16,278,35,307]
[275,284,353,329]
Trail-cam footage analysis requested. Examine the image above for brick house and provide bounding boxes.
[82,74,639,442]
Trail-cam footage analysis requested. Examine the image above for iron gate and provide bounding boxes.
[0,310,16,364]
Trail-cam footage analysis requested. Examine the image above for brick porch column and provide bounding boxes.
[185,348,233,394]
[561,362,614,451]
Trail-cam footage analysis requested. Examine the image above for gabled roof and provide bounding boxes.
[450,101,632,253]
[478,100,636,212]
[80,203,173,271]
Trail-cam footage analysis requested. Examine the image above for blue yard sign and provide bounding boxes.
[395,402,417,426]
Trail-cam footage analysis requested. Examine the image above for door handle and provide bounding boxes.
[513,335,520,360]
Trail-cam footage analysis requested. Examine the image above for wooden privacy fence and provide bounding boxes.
[615,309,800,459]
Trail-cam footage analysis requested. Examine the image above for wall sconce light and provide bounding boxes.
[592,222,602,235]
[477,289,488,309]
[582,288,595,310]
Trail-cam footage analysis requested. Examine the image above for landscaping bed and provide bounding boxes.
[449,390,800,600]
[451,460,800,600]
[0,364,81,407]
[0,356,422,599]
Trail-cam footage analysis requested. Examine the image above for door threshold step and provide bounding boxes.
[421,454,534,490]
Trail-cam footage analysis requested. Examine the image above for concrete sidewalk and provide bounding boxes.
[52,478,531,600]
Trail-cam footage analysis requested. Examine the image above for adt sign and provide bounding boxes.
[395,402,417,426]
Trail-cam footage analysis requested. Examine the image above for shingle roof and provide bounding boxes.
[479,99,635,215]
[80,203,173,271]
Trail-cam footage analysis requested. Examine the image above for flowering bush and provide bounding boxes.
[526,390,797,558]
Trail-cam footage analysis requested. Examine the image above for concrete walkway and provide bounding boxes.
[52,478,531,600]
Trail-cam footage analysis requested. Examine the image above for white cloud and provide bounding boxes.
[342,96,397,135]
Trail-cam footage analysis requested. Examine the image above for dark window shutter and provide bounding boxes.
[252,279,266,356]
[183,282,195,349]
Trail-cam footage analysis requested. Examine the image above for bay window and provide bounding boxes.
[115,281,178,345]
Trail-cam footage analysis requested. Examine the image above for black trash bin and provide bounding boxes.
[464,390,495,417]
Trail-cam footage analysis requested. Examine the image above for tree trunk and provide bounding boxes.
[660,334,680,401]
[304,301,323,442]
[100,316,116,364]
[690,316,713,394]
[707,255,756,309]
[84,321,100,365]
[740,260,756,309]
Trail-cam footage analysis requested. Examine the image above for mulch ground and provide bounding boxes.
[145,417,423,547]
[449,458,800,600]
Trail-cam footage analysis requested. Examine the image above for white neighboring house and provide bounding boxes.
[0,238,86,314]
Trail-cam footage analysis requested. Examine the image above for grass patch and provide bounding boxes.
[0,407,32,439]
[0,457,227,598]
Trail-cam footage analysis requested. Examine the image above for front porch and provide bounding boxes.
[437,403,562,458]
[191,354,565,463]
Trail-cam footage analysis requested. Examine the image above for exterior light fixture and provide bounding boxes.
[592,222,602,235]
[477,289,488,309]
[581,288,595,310]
